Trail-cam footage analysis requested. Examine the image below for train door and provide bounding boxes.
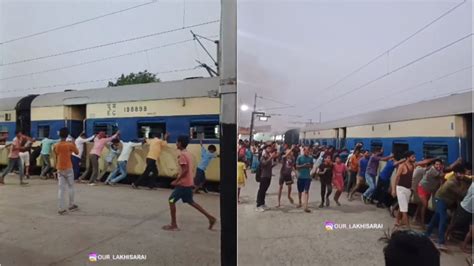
[392,141,409,160]
[340,127,346,150]
[67,105,86,137]
[15,95,38,136]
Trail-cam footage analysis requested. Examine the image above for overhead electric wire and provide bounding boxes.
[0,35,219,81]
[311,0,467,98]
[307,33,473,113]
[0,0,158,45]
[0,20,219,67]
[1,67,199,94]
[257,95,293,107]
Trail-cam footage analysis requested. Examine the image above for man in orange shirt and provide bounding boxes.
[54,127,79,215]
[162,135,216,231]
[346,148,361,194]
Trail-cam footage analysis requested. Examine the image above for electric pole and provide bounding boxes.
[248,93,257,143]
[219,0,236,265]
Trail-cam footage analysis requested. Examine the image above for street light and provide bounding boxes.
[240,104,249,111]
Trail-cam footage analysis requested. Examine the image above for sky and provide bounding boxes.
[238,0,473,134]
[0,0,220,98]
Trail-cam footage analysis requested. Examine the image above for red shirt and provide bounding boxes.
[176,150,194,187]
[9,138,22,159]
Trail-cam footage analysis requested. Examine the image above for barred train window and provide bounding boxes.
[370,141,383,152]
[190,121,219,139]
[138,122,165,139]
[38,125,50,139]
[392,142,409,160]
[423,143,448,162]
[93,122,118,136]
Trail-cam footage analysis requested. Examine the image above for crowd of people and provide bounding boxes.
[237,139,472,253]
[0,129,217,231]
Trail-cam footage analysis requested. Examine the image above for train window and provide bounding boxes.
[190,121,219,139]
[138,122,166,139]
[370,141,383,152]
[93,122,118,136]
[423,143,448,162]
[4,113,11,121]
[38,125,50,139]
[392,142,409,160]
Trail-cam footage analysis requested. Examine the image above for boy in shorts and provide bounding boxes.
[162,136,216,231]
[296,147,313,212]
[277,150,295,207]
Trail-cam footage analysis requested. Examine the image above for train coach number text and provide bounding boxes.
[123,105,148,113]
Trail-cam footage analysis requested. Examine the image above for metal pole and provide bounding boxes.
[249,93,257,143]
[219,0,236,265]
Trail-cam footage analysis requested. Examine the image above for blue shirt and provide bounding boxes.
[41,138,60,155]
[198,146,217,171]
[379,160,395,181]
[245,149,252,160]
[296,155,313,179]
[359,157,369,177]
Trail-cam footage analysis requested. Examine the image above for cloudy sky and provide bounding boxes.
[0,0,220,98]
[238,0,472,134]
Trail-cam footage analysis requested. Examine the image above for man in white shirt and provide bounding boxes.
[105,140,142,185]
[72,132,95,179]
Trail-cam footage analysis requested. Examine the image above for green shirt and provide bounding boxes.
[296,155,313,179]
[41,138,60,155]
[435,179,465,208]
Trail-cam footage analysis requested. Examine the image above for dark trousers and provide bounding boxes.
[134,158,158,188]
[256,176,271,207]
[79,154,99,183]
[321,178,332,204]
[374,179,390,206]
[345,171,357,192]
[71,156,81,180]
[40,154,53,177]
[1,158,24,182]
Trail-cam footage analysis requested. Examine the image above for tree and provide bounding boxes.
[108,70,160,87]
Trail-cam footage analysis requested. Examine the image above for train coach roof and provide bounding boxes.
[0,96,22,111]
[303,91,473,131]
[31,77,219,107]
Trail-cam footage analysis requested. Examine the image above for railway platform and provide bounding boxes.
[0,175,220,266]
[238,165,469,266]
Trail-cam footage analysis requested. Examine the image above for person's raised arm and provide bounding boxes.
[380,153,394,161]
[106,130,120,142]
[415,158,436,167]
[86,134,96,142]
[393,158,406,167]
[444,157,463,173]
[161,132,169,146]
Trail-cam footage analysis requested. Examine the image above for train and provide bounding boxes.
[295,91,472,165]
[0,77,221,185]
